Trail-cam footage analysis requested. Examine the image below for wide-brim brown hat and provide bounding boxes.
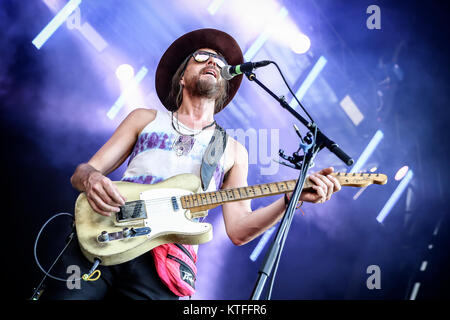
[155,28,244,113]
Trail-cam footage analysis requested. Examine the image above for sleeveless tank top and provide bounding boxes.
[121,110,226,192]
[121,110,226,295]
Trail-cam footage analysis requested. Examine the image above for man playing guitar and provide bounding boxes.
[42,28,341,300]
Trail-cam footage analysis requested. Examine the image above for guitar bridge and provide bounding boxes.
[97,227,151,243]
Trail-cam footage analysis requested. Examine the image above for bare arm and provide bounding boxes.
[221,140,341,246]
[221,140,287,246]
[70,108,156,216]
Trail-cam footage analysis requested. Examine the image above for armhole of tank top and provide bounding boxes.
[137,109,161,137]
[222,135,233,176]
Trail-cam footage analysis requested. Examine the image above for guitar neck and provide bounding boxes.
[180,172,386,212]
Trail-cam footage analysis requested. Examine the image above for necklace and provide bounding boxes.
[171,112,216,156]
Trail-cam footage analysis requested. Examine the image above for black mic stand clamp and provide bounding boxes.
[278,126,316,171]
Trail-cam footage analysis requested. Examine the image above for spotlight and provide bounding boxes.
[377,169,414,223]
[350,130,384,173]
[395,165,409,181]
[289,56,327,107]
[115,64,135,82]
[108,66,148,119]
[32,0,82,49]
[244,6,289,61]
[207,0,226,15]
[290,33,311,54]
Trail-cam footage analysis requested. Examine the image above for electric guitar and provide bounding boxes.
[75,172,387,266]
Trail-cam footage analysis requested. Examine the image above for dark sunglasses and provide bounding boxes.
[191,51,227,69]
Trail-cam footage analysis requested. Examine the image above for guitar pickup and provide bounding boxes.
[116,200,147,223]
[171,196,179,211]
[97,227,151,243]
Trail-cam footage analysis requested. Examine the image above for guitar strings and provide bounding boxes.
[125,174,377,208]
[131,188,293,207]
[125,180,302,208]
[123,179,306,207]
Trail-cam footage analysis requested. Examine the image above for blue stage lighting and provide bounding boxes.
[376,169,414,223]
[115,64,135,82]
[290,33,311,54]
[395,165,409,181]
[107,66,148,120]
[249,225,276,261]
[289,56,327,107]
[244,7,289,61]
[207,0,227,15]
[350,130,384,173]
[32,0,82,49]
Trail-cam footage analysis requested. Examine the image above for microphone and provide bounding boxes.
[221,61,271,80]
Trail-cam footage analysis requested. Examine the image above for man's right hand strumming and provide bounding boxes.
[71,163,126,217]
[70,109,155,217]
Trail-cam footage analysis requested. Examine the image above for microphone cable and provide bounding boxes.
[257,61,316,124]
[30,212,101,300]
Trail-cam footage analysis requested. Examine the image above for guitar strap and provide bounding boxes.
[200,124,228,191]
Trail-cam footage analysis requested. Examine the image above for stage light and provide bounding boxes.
[41,1,108,52]
[409,282,421,300]
[32,0,82,49]
[350,130,384,173]
[290,33,311,54]
[289,56,327,107]
[249,225,276,261]
[115,64,135,82]
[433,218,443,236]
[420,261,428,272]
[339,95,364,126]
[207,0,226,15]
[370,166,378,172]
[107,66,148,120]
[244,7,289,61]
[376,169,414,223]
[395,165,409,181]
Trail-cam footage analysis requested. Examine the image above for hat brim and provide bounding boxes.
[155,28,243,113]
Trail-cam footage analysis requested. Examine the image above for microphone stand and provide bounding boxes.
[244,71,353,300]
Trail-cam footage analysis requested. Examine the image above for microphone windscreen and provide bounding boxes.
[220,65,234,80]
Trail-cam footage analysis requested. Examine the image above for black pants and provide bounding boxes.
[40,236,178,300]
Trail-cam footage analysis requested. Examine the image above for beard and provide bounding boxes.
[184,69,226,101]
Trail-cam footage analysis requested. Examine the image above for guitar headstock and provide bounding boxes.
[332,172,388,187]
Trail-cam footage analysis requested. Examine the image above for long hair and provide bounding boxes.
[166,52,230,113]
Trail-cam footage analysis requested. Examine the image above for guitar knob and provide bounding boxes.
[100,231,109,242]
[123,227,131,238]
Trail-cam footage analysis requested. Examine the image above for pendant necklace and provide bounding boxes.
[171,111,216,156]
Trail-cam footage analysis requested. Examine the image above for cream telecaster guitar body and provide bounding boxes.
[75,172,387,266]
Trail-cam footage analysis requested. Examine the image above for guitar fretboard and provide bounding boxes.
[179,172,387,211]
[180,180,311,210]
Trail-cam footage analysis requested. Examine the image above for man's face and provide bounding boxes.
[180,48,227,100]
